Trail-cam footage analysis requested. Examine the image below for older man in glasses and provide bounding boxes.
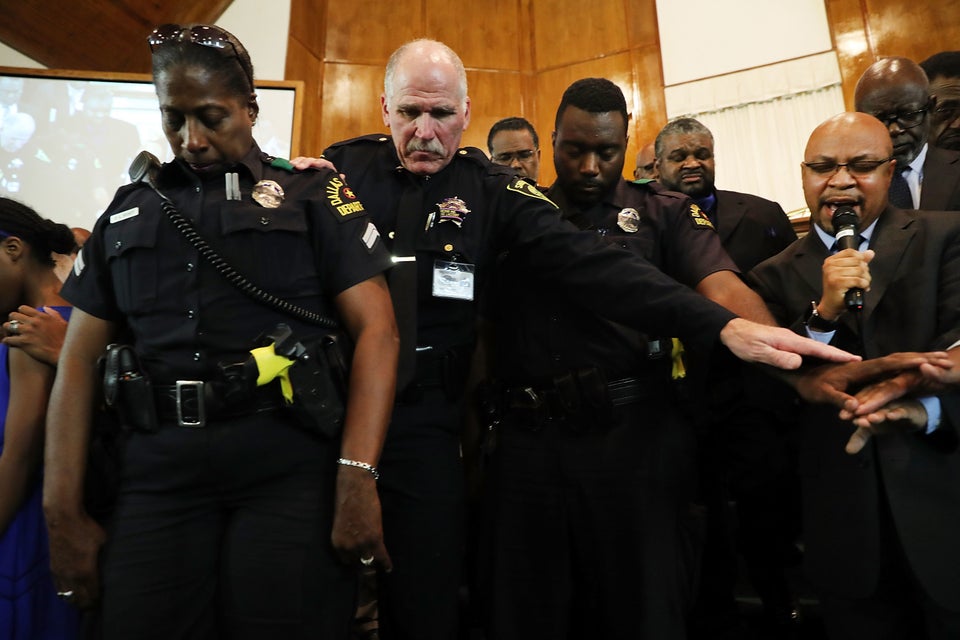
[747,111,960,640]
[854,56,960,211]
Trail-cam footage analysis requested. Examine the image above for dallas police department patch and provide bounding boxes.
[688,203,715,230]
[325,175,365,218]
[437,196,471,227]
[506,177,557,207]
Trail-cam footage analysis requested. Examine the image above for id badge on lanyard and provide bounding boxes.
[432,259,475,301]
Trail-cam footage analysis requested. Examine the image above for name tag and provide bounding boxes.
[110,207,139,223]
[432,259,474,301]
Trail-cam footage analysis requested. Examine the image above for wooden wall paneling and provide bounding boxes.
[630,43,666,144]
[628,43,667,175]
[286,0,327,157]
[865,0,960,62]
[288,0,327,56]
[463,70,525,153]
[0,0,231,73]
[285,37,326,155]
[824,0,873,110]
[533,52,636,186]
[324,0,424,64]
[623,0,660,48]
[318,62,388,151]
[531,0,629,71]
[425,0,524,71]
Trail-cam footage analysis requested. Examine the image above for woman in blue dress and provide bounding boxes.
[0,197,78,639]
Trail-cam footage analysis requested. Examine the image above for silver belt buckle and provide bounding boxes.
[175,380,206,427]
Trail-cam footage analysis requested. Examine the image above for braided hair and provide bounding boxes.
[0,197,75,267]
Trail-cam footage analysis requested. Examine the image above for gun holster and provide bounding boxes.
[257,324,350,440]
[102,344,158,433]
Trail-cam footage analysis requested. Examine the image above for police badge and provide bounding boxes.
[436,196,471,227]
[616,208,640,233]
[252,180,285,208]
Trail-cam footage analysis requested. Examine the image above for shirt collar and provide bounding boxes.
[906,142,927,178]
[813,215,879,251]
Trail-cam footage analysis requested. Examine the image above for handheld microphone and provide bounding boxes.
[831,205,863,311]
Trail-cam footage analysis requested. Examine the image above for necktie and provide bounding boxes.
[888,166,913,209]
[389,181,424,392]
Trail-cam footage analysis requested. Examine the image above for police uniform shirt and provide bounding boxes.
[62,142,392,384]
[322,135,737,361]
[492,178,737,382]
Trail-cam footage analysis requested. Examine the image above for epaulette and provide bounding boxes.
[324,133,392,150]
[261,153,296,172]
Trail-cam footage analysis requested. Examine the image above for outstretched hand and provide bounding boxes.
[719,318,859,370]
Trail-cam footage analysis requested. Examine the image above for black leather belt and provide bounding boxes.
[153,381,284,427]
[501,374,669,428]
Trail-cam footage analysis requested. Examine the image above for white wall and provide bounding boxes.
[656,0,833,86]
[0,0,292,81]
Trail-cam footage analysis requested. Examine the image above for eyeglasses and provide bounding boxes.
[869,108,928,129]
[802,156,894,177]
[492,149,536,164]
[147,24,253,90]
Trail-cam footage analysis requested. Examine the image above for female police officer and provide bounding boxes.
[42,24,398,639]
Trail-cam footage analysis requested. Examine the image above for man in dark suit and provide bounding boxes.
[921,51,960,152]
[654,117,796,272]
[748,111,960,640]
[855,56,960,212]
[656,116,802,635]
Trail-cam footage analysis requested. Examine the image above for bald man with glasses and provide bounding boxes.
[855,56,960,211]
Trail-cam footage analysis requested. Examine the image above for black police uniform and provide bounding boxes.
[61,142,393,639]
[324,135,741,640]
[483,177,736,640]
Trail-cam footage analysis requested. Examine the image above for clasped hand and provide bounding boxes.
[793,351,956,453]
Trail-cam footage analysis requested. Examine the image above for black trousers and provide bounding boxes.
[483,399,701,640]
[376,388,465,640]
[100,412,355,640]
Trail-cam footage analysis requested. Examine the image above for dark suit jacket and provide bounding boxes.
[747,207,960,611]
[920,145,960,211]
[714,190,797,273]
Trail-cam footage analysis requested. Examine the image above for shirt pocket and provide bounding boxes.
[103,212,160,311]
[218,201,319,298]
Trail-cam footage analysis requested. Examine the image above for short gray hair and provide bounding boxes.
[655,117,713,158]
[384,39,468,106]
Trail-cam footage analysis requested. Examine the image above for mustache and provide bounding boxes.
[406,139,445,155]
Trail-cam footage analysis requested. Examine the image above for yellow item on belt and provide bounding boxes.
[671,338,686,380]
[250,344,295,403]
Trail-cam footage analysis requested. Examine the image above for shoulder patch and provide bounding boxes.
[324,174,366,220]
[632,178,655,184]
[506,177,557,208]
[688,203,715,230]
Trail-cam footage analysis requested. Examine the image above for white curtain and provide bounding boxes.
[664,52,846,214]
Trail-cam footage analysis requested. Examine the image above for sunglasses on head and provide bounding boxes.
[147,24,253,90]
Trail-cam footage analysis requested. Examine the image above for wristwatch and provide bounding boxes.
[805,300,840,332]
